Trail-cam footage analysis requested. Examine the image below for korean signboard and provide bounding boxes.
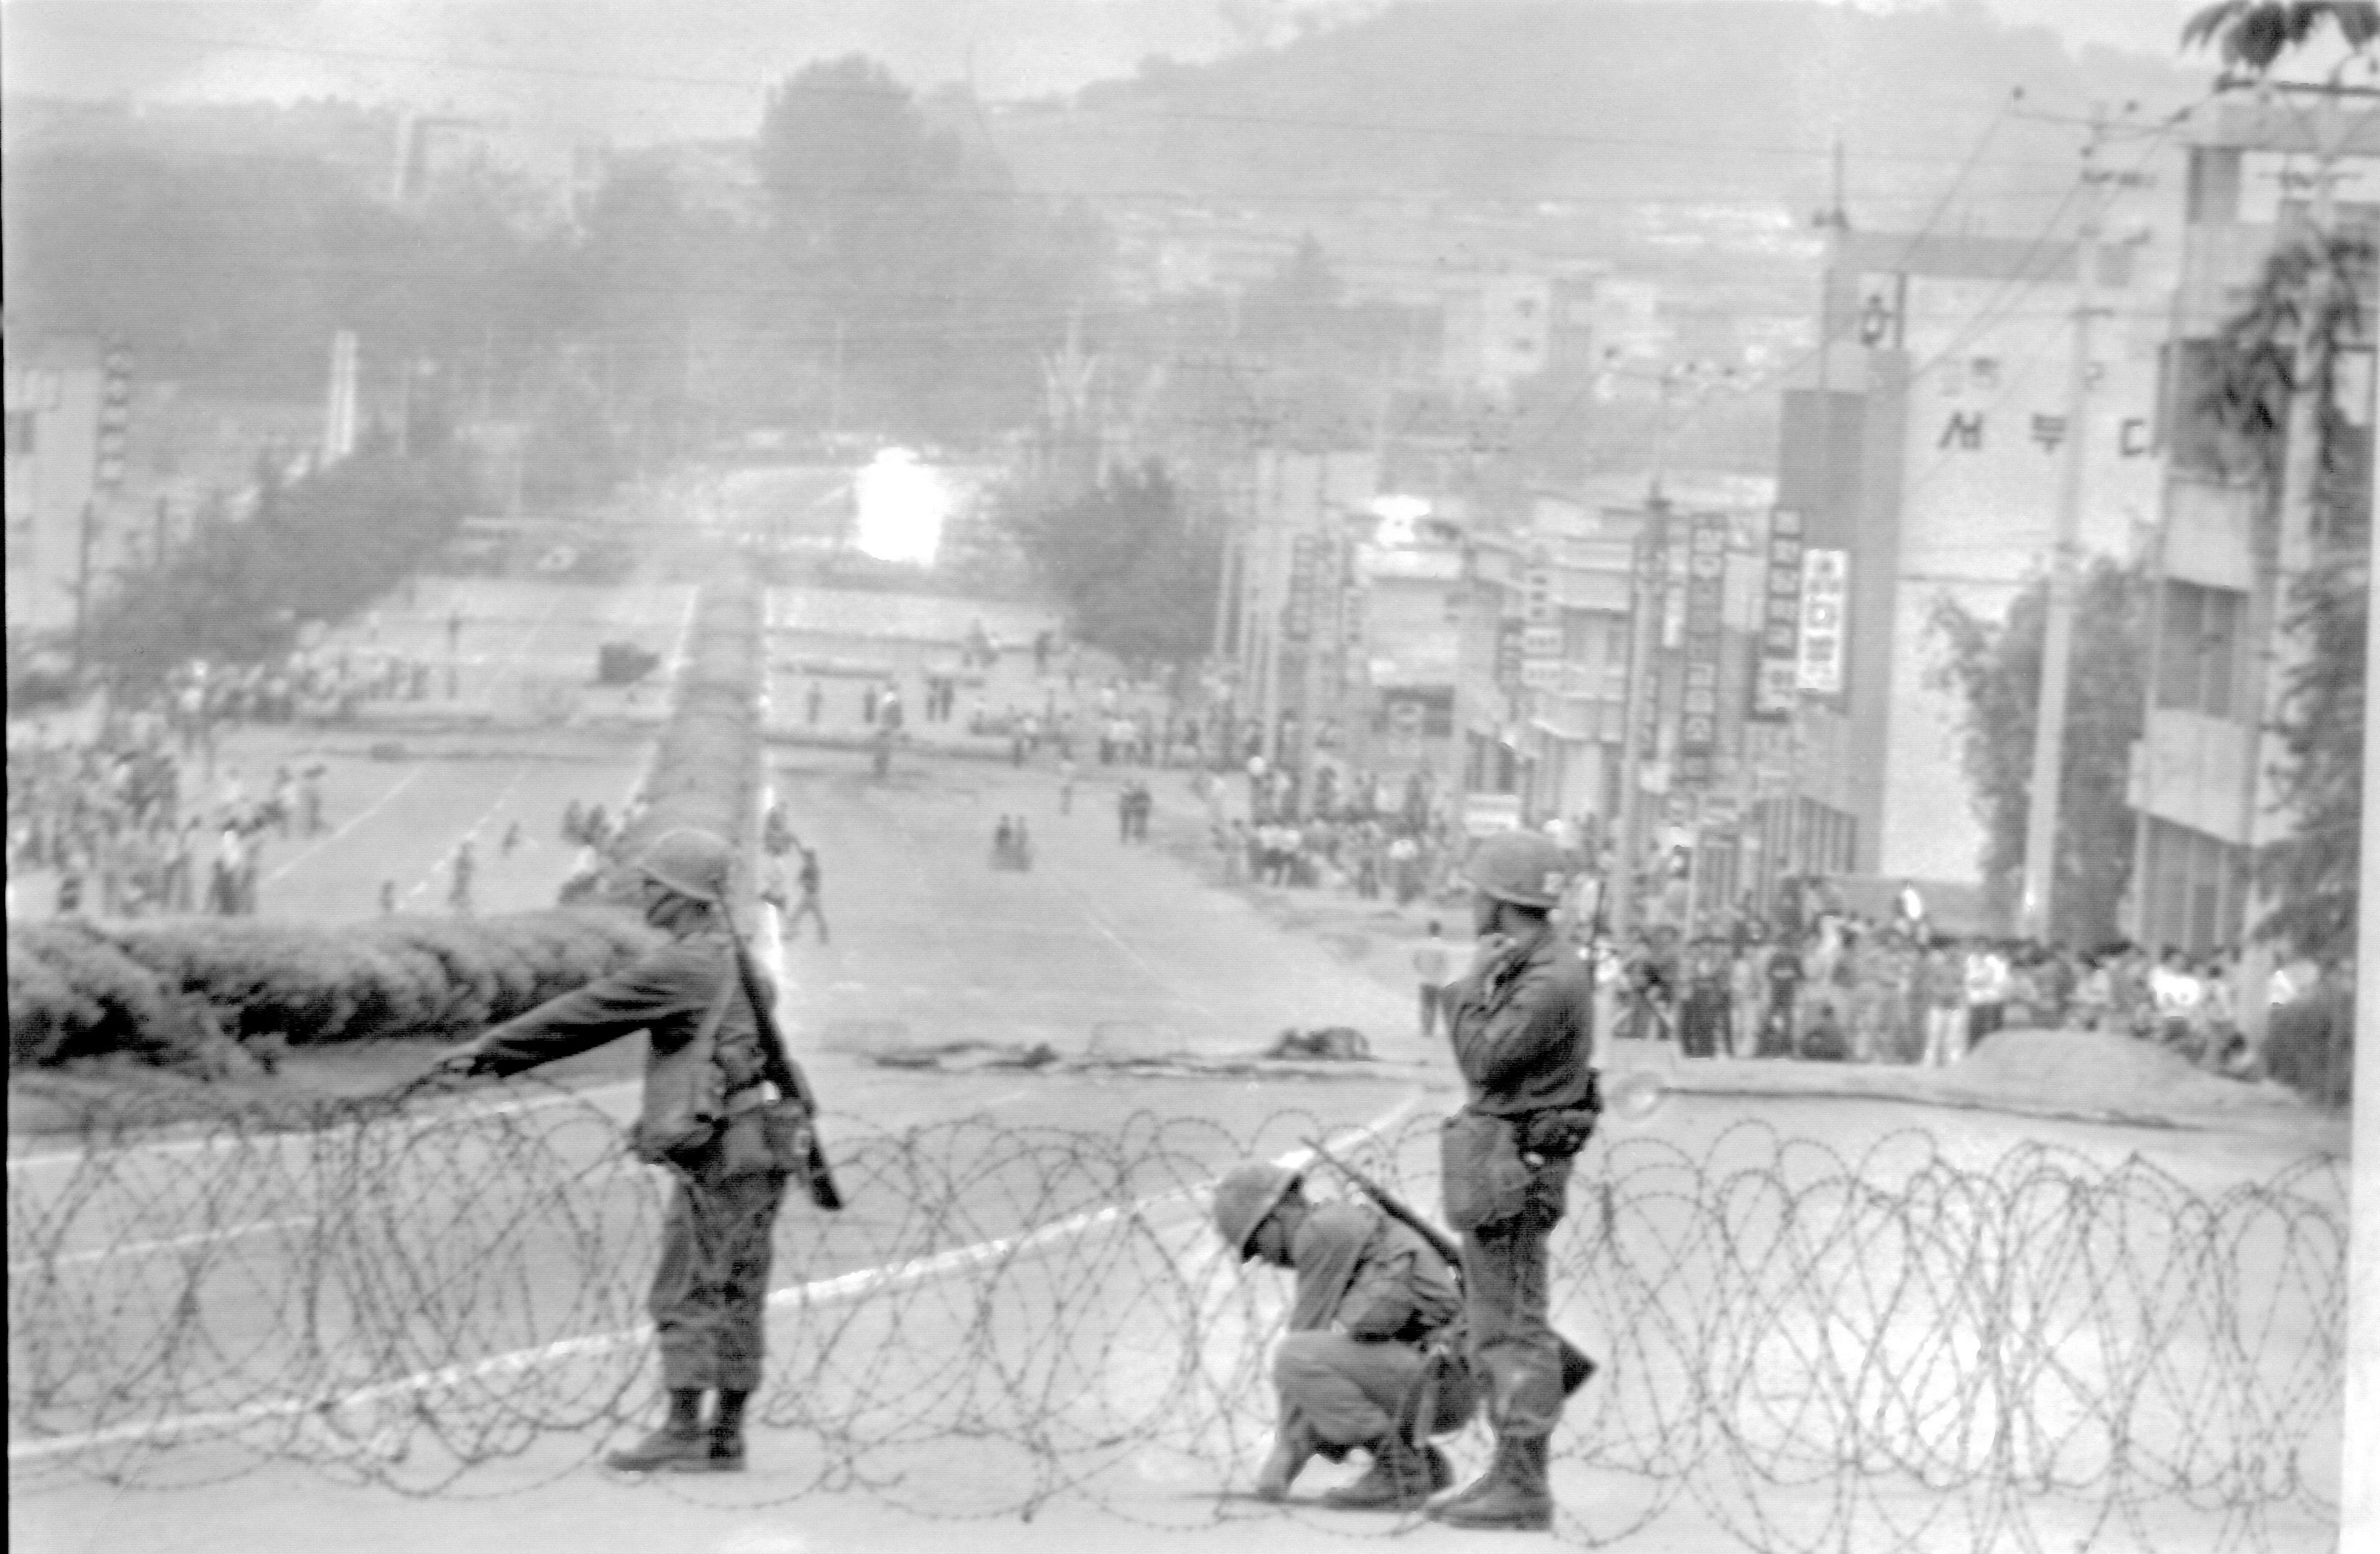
[1677,511,1728,779]
[1797,547,1848,695]
[1282,534,1320,642]
[1495,616,1527,692]
[95,343,133,492]
[1751,508,1802,720]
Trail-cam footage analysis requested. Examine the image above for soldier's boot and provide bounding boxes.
[604,1390,708,1472]
[1427,1434,1553,1531]
[1255,1415,1320,1501]
[670,1388,749,1473]
[1321,1434,1442,1511]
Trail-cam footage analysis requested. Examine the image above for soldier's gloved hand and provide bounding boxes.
[1467,931,1514,978]
[426,1046,487,1082]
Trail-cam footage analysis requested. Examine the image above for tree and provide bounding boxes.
[1005,461,1221,668]
[2181,2,2379,81]
[85,443,472,682]
[752,56,1106,443]
[1929,559,2151,946]
[2184,1,2374,968]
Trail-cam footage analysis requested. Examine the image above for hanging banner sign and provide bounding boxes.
[1751,508,1803,720]
[1797,547,1849,695]
[1677,511,1728,777]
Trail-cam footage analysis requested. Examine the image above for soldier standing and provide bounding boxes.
[1212,1162,1464,1511]
[1430,829,1599,1530]
[420,829,826,1473]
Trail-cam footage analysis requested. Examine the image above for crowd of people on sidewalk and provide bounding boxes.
[1598,894,2298,1081]
[5,689,335,920]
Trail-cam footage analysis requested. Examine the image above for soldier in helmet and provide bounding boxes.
[420,827,809,1475]
[1212,1161,1465,1511]
[1429,828,1600,1530]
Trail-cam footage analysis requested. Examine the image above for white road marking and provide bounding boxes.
[5,1080,643,1174]
[263,767,430,884]
[3,1092,1422,1461]
[9,1216,315,1273]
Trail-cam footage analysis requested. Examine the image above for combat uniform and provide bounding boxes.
[465,926,789,1398]
[1433,924,1595,1527]
[1271,1201,1463,1455]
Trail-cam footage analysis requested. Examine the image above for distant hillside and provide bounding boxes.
[992,1,2208,229]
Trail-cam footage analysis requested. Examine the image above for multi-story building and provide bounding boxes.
[1212,448,1380,790]
[4,332,103,640]
[1768,216,2168,905]
[2133,98,2380,956]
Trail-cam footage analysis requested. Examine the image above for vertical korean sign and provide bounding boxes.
[1751,508,1803,720]
[1677,511,1727,783]
[1797,547,1848,695]
[95,343,133,492]
[1282,534,1318,643]
[1496,616,1527,693]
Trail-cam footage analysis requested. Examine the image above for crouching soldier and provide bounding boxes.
[1214,1161,1468,1511]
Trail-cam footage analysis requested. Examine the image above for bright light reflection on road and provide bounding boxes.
[853,448,953,564]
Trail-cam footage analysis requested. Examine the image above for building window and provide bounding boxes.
[2139,816,2247,953]
[2156,580,2244,718]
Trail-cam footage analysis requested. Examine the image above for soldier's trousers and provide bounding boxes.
[650,1164,788,1392]
[1273,1331,1424,1447]
[1460,1157,1571,1440]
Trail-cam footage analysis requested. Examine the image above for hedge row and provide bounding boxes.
[581,568,765,911]
[9,911,658,1071]
[10,564,763,1074]
[2264,987,2353,1107]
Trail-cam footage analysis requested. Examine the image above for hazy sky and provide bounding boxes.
[1,0,2211,143]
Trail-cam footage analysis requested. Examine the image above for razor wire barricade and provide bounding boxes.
[6,1086,2347,1552]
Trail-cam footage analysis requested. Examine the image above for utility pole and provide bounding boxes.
[828,317,845,441]
[2344,373,2380,1554]
[1609,497,1668,938]
[71,499,98,674]
[2016,110,2114,943]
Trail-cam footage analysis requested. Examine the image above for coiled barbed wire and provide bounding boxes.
[6,1084,2346,1551]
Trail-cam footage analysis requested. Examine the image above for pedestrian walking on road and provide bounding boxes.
[449,840,476,916]
[380,879,397,915]
[418,829,836,1476]
[1413,921,1452,1038]
[299,764,327,836]
[804,681,822,725]
[1430,829,1600,1530]
[785,845,829,945]
[1058,756,1076,815]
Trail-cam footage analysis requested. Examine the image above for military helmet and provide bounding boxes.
[1212,1162,1301,1260]
[1466,829,1571,909]
[636,828,733,902]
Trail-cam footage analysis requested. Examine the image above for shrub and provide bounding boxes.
[2263,987,2353,1107]
[10,909,658,1071]
[8,922,215,1069]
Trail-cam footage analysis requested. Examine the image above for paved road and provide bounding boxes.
[10,572,2345,1554]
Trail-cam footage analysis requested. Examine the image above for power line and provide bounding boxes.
[29,18,2154,174]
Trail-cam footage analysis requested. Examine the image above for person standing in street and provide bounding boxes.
[784,844,828,945]
[1429,829,1598,1530]
[449,839,476,916]
[1413,921,1452,1038]
[418,829,827,1474]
